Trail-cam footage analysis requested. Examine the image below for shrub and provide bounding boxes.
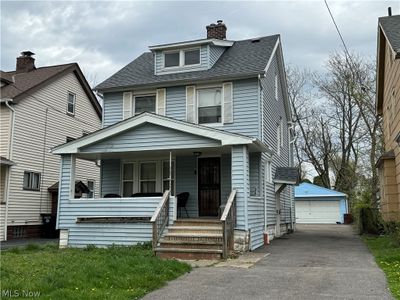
[383,221,400,247]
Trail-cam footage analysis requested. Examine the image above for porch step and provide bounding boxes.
[155,219,224,260]
[173,218,222,227]
[155,247,223,260]
[162,232,223,243]
[167,226,223,234]
[159,239,223,250]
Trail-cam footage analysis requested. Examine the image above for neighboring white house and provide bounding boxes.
[0,52,102,241]
[295,183,348,224]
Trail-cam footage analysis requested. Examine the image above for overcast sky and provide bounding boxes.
[1,0,399,86]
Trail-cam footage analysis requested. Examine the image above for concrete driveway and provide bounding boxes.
[143,225,393,300]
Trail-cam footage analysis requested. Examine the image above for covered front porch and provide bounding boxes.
[52,113,268,255]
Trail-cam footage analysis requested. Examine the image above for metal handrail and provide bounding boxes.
[220,189,237,259]
[150,190,170,251]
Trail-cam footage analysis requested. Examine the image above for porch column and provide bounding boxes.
[231,145,249,230]
[56,154,75,229]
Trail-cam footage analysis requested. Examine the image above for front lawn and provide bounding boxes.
[1,243,191,299]
[363,235,400,299]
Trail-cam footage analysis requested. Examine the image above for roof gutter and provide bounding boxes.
[3,98,15,241]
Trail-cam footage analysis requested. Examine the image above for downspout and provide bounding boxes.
[4,99,15,241]
[288,126,297,231]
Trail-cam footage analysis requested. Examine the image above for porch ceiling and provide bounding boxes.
[74,146,233,161]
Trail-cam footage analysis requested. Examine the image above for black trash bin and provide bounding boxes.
[41,213,57,238]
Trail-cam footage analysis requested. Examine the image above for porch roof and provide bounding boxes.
[51,112,269,155]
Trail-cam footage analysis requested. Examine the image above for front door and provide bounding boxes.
[198,157,220,217]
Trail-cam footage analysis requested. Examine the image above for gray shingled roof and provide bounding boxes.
[274,167,300,184]
[95,35,280,91]
[379,15,400,57]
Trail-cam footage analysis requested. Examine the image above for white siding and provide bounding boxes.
[6,72,101,227]
[0,105,11,158]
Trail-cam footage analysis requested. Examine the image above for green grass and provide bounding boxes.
[1,243,191,299]
[363,235,400,299]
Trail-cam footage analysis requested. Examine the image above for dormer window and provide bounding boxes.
[164,52,180,67]
[184,49,200,65]
[163,48,200,68]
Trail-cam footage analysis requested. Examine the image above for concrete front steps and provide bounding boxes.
[155,218,223,260]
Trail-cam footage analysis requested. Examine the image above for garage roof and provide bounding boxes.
[295,183,347,198]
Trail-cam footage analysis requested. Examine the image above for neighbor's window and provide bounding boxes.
[266,161,272,183]
[135,95,156,114]
[140,162,157,193]
[198,88,222,124]
[23,171,40,191]
[87,180,95,198]
[164,51,180,68]
[122,163,134,197]
[162,161,175,196]
[67,92,76,115]
[184,49,200,65]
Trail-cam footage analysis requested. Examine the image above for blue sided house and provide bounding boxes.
[295,183,348,224]
[52,20,298,259]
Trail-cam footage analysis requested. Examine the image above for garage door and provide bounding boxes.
[295,200,340,224]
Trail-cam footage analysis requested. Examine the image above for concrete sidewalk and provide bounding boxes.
[143,224,393,300]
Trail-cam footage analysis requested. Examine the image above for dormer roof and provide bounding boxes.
[148,38,234,51]
[95,35,280,92]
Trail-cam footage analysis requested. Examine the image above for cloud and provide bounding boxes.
[1,0,399,85]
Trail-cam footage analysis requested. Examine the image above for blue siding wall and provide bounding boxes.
[100,159,121,197]
[155,45,209,75]
[209,45,226,67]
[103,92,123,127]
[220,154,231,205]
[81,123,221,153]
[56,155,73,228]
[176,156,198,217]
[101,79,260,139]
[231,145,249,230]
[260,50,293,228]
[248,196,264,249]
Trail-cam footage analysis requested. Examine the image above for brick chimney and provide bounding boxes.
[16,51,36,73]
[206,20,227,40]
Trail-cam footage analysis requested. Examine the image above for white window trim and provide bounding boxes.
[163,47,201,69]
[23,171,41,191]
[196,86,223,125]
[121,159,176,195]
[133,93,157,115]
[67,92,76,115]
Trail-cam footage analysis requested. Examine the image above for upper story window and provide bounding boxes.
[164,52,180,67]
[184,49,200,65]
[164,48,200,68]
[67,92,76,115]
[135,95,156,114]
[23,171,40,191]
[197,88,222,124]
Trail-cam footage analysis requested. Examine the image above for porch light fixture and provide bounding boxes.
[193,151,202,157]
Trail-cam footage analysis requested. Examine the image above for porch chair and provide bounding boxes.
[177,192,190,218]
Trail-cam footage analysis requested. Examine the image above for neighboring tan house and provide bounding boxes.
[376,14,400,222]
[0,52,102,241]
[52,21,298,259]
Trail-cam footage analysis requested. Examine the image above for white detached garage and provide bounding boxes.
[295,183,348,224]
